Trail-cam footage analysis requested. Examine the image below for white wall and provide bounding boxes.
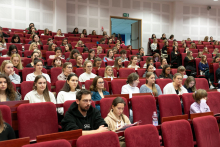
[0,0,55,31]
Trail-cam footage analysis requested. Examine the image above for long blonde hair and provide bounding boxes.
[186,51,193,60]
[200,55,207,64]
[204,36,209,42]
[75,40,83,47]
[190,43,196,49]
[34,49,42,58]
[145,72,158,96]
[104,66,114,78]
[213,41,219,45]
[213,48,219,54]
[0,60,13,74]
[29,42,37,51]
[10,54,23,70]
[202,47,209,54]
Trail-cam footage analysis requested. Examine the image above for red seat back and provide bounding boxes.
[154,69,162,77]
[100,97,129,118]
[158,94,182,120]
[136,68,146,77]
[65,52,71,59]
[111,79,127,94]
[131,95,157,125]
[162,120,194,147]
[17,102,58,140]
[182,93,195,115]
[207,92,220,114]
[0,105,12,126]
[22,68,47,81]
[98,68,117,77]
[119,68,135,78]
[76,131,120,147]
[23,139,71,147]
[23,58,45,67]
[46,51,55,60]
[107,61,115,66]
[171,68,177,75]
[125,124,160,147]
[75,68,96,77]
[0,57,10,65]
[51,67,63,85]
[23,50,33,57]
[193,116,220,147]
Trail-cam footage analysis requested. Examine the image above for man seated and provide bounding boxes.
[61,89,109,135]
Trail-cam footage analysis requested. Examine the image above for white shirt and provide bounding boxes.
[57,91,77,115]
[79,72,97,82]
[163,82,188,95]
[127,65,140,70]
[121,84,140,98]
[26,72,51,83]
[190,99,211,114]
[151,43,157,51]
[24,90,56,104]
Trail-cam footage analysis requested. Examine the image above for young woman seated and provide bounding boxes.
[115,43,121,50]
[104,66,116,80]
[58,62,74,80]
[26,51,40,67]
[75,40,85,48]
[46,38,53,45]
[161,33,167,40]
[184,51,196,76]
[190,89,210,114]
[158,57,167,69]
[48,43,56,51]
[34,49,45,60]
[82,47,89,53]
[49,47,64,59]
[79,61,97,82]
[213,48,219,55]
[120,50,128,62]
[213,40,219,45]
[24,75,56,104]
[153,53,160,63]
[199,55,209,75]
[93,57,102,69]
[107,38,113,45]
[0,110,16,141]
[61,38,68,46]
[121,73,140,98]
[66,49,80,61]
[29,42,38,51]
[112,47,118,55]
[151,38,158,52]
[136,47,145,57]
[127,56,140,70]
[96,46,103,55]
[140,72,162,96]
[169,34,174,41]
[52,57,63,68]
[190,43,196,49]
[82,29,87,36]
[184,47,189,53]
[91,30,97,35]
[85,49,95,61]
[11,34,20,43]
[73,55,83,68]
[143,57,155,69]
[182,42,186,48]
[177,66,188,78]
[104,97,131,134]
[0,34,6,49]
[143,64,158,79]
[159,64,173,79]
[3,45,18,57]
[57,74,81,115]
[26,59,51,82]
[171,46,181,68]
[65,44,72,52]
[90,76,110,110]
[55,29,63,37]
[43,28,50,36]
[28,34,42,45]
[10,54,23,70]
[112,57,123,70]
[202,47,209,54]
[0,60,21,84]
[163,73,188,95]
[0,74,20,101]
[103,50,114,62]
[196,52,203,59]
[184,76,196,93]
[161,41,169,62]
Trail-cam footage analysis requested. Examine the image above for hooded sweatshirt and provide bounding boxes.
[61,102,108,131]
[104,109,131,132]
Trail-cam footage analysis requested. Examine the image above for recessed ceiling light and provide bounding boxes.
[214,0,218,1]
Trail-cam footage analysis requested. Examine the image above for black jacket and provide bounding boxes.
[216,68,220,82]
[61,102,108,131]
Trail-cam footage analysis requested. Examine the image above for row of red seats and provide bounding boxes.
[158,42,220,49]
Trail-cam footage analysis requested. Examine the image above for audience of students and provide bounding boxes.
[24,75,55,103]
[90,76,110,110]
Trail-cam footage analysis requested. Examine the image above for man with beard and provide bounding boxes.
[61,89,109,135]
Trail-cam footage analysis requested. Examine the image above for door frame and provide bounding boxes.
[110,16,142,48]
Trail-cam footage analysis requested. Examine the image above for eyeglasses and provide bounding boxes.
[11,51,17,53]
[86,66,92,68]
[82,99,92,103]
[67,66,72,69]
[98,82,104,84]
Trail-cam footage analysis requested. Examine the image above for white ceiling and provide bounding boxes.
[111,18,138,34]
[152,0,220,6]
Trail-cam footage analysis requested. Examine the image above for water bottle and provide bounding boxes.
[152,111,158,126]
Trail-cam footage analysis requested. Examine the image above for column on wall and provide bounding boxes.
[171,1,183,40]
[54,0,67,33]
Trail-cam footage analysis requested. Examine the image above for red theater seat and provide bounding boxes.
[22,68,47,81]
[182,93,195,115]
[23,139,71,147]
[85,80,109,92]
[119,68,135,78]
[0,105,12,126]
[111,79,127,94]
[51,67,63,86]
[98,68,117,77]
